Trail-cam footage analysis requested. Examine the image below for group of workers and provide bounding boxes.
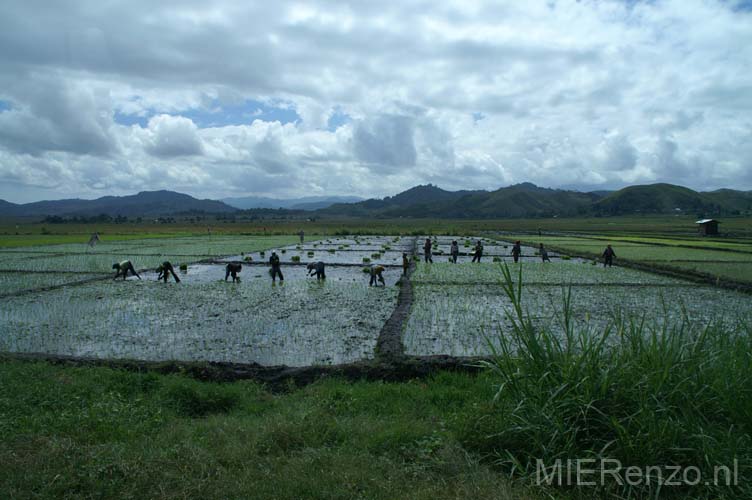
[421,238,616,267]
[111,238,618,285]
[425,238,486,264]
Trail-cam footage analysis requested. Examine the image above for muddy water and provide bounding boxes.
[0,236,409,367]
[0,276,399,367]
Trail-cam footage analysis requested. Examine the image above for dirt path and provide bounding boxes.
[375,237,417,360]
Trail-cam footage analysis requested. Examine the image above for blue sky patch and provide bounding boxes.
[327,108,351,131]
[114,111,149,127]
[183,99,300,128]
[114,99,301,128]
[0,100,12,112]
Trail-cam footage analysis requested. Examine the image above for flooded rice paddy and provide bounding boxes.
[1,234,750,367]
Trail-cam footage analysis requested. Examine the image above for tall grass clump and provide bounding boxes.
[467,263,752,499]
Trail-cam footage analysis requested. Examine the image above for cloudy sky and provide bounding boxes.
[1,0,751,203]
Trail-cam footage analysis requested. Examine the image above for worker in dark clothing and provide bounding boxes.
[87,232,100,248]
[402,253,410,275]
[423,238,433,263]
[539,243,551,263]
[602,245,616,267]
[472,240,483,263]
[511,241,522,263]
[112,260,141,280]
[156,261,181,283]
[225,262,242,282]
[450,240,459,263]
[369,264,386,287]
[307,261,326,280]
[269,251,284,282]
[298,230,305,244]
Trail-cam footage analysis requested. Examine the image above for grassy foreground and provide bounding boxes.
[0,362,529,500]
[2,265,751,499]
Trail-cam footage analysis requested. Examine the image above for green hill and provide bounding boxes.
[593,184,716,216]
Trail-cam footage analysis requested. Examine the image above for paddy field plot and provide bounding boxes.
[2,234,750,368]
[0,235,406,366]
[403,240,752,357]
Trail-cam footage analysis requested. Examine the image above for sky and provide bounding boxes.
[0,0,751,203]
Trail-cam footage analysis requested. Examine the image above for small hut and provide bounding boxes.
[696,219,719,236]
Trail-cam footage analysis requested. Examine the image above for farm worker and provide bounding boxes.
[307,261,326,280]
[539,243,551,263]
[450,241,459,263]
[298,230,305,244]
[269,251,284,282]
[87,232,100,248]
[602,245,616,267]
[112,260,141,280]
[472,240,483,263]
[369,264,386,287]
[156,261,181,283]
[511,241,522,263]
[225,262,242,282]
[402,253,410,275]
[423,238,433,263]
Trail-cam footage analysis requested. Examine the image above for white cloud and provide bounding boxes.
[0,0,750,202]
[143,115,203,157]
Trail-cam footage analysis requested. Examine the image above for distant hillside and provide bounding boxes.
[593,184,719,215]
[430,183,601,218]
[322,183,600,218]
[3,183,749,219]
[318,182,750,218]
[320,184,484,216]
[702,189,752,213]
[0,191,236,217]
[223,195,363,210]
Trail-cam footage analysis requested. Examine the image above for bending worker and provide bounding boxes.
[307,261,326,280]
[369,264,386,287]
[157,261,181,283]
[113,260,141,280]
[225,262,242,282]
[270,251,284,282]
[511,241,522,263]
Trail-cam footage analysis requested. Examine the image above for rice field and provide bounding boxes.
[0,235,407,366]
[497,233,752,285]
[1,233,751,369]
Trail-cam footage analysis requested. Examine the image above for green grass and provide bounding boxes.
[0,232,193,248]
[0,361,530,500]
[646,261,752,283]
[470,264,752,498]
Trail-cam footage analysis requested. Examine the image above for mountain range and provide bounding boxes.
[0,191,235,217]
[221,195,363,210]
[1,183,750,218]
